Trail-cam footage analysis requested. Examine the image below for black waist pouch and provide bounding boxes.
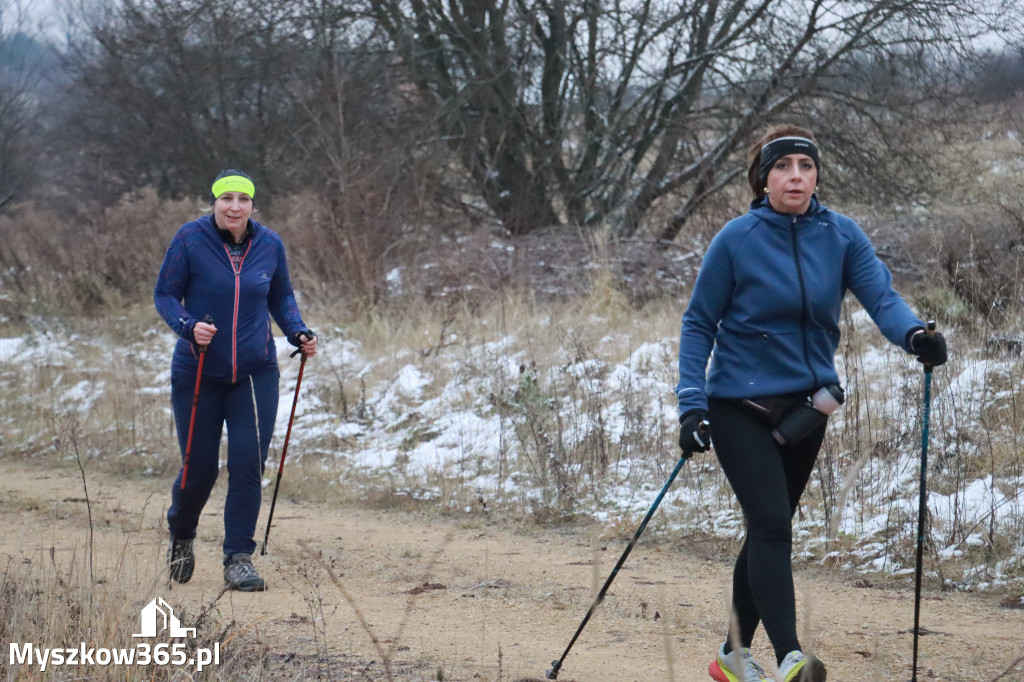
[735,392,808,428]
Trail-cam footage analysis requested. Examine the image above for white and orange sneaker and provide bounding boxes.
[708,642,771,682]
[776,650,827,681]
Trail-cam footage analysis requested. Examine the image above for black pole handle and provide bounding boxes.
[922,319,936,373]
[289,330,316,357]
[690,419,710,452]
[196,314,214,353]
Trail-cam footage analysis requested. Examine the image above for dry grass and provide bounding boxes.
[0,479,267,681]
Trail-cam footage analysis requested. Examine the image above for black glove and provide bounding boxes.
[910,328,947,367]
[678,409,711,454]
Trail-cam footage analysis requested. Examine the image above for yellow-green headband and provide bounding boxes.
[211,175,255,199]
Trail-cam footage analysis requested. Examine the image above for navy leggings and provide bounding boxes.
[708,397,827,664]
[167,369,279,557]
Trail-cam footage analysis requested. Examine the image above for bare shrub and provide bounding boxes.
[0,190,196,324]
[934,207,1024,328]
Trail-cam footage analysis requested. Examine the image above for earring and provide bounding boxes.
[763,186,769,195]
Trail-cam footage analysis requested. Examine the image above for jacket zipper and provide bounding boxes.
[789,216,820,388]
[223,241,252,383]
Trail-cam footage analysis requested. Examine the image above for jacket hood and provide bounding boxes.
[748,196,825,228]
[197,213,265,243]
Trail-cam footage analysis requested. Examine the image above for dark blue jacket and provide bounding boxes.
[676,198,923,416]
[154,214,308,383]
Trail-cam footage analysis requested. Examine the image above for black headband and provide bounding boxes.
[758,136,820,188]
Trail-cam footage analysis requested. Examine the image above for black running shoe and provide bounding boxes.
[223,553,267,592]
[168,537,195,584]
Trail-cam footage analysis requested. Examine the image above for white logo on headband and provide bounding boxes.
[761,136,816,154]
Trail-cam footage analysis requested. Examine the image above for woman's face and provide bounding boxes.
[214,191,253,233]
[766,153,817,215]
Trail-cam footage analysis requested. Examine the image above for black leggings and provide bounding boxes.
[708,397,827,664]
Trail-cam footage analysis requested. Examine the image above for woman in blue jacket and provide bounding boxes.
[155,170,317,591]
[676,126,946,682]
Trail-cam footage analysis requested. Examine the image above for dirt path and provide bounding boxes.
[2,459,1022,681]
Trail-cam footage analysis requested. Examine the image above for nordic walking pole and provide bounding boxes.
[170,315,213,580]
[910,320,936,682]
[546,421,709,680]
[261,344,308,555]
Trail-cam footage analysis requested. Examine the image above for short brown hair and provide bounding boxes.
[746,124,818,199]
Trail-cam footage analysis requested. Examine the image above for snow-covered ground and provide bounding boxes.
[2,312,1021,595]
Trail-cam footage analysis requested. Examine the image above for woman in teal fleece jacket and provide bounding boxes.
[155,169,317,592]
[677,126,947,682]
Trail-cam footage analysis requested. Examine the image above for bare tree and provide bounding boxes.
[279,0,455,308]
[57,0,313,203]
[365,0,1014,239]
[55,0,445,214]
[0,0,42,212]
[48,0,1022,241]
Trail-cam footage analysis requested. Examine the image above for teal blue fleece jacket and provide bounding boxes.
[676,197,923,416]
